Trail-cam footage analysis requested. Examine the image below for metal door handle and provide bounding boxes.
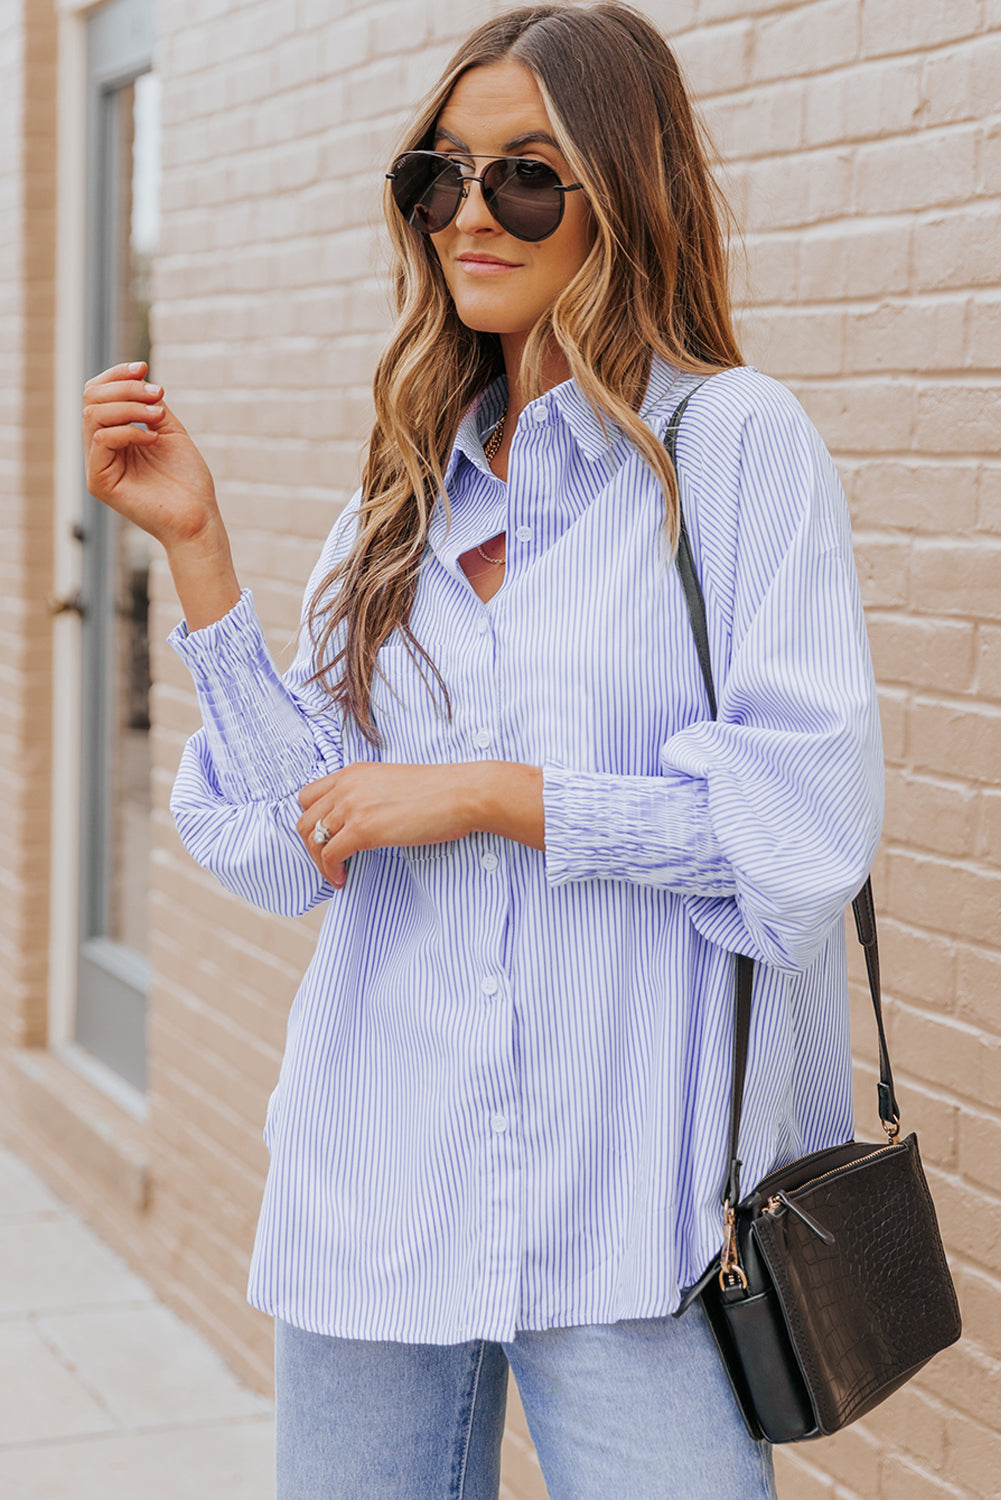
[47,590,86,618]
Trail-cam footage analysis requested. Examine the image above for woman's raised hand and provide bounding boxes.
[82,360,219,549]
[82,360,241,631]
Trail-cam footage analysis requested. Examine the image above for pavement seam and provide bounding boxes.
[0,1412,275,1454]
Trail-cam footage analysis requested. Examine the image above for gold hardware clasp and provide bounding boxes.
[881,1115,901,1144]
[718,1201,748,1291]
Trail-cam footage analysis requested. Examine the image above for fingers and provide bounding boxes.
[297,784,350,889]
[83,379,162,406]
[298,774,340,812]
[89,423,161,453]
[84,360,152,389]
[84,400,165,432]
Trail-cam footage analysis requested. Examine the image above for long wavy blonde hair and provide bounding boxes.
[309,2,743,743]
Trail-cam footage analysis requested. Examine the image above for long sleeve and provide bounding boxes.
[542,376,884,973]
[168,493,360,916]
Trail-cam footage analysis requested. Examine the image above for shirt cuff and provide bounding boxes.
[542,762,735,895]
[168,589,329,802]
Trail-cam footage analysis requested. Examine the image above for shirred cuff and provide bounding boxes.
[168,589,330,803]
[542,762,735,895]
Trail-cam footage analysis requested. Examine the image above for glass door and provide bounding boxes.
[77,0,158,1092]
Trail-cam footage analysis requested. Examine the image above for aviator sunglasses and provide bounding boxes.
[387,151,584,243]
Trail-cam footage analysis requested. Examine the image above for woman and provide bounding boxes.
[82,4,882,1496]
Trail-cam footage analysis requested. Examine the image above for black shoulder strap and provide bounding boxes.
[662,379,899,1213]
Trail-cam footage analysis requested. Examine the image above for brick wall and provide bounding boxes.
[0,0,56,1052]
[1,1,998,1497]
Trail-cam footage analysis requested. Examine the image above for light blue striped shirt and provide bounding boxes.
[169,356,883,1344]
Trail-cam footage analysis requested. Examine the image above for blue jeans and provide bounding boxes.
[274,1305,778,1499]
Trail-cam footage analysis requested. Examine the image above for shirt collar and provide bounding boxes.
[443,352,686,480]
[551,351,687,450]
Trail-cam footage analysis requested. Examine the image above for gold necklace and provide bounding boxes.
[475,538,505,565]
[483,404,508,463]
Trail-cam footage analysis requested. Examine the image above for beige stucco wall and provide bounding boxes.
[1,2,999,1496]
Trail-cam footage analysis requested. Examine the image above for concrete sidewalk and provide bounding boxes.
[0,1144,274,1499]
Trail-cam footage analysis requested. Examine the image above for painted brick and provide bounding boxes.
[979,624,1001,700]
[854,125,979,216]
[844,297,966,374]
[886,846,1001,948]
[850,461,978,534]
[803,56,923,147]
[797,379,916,455]
[910,539,1001,621]
[953,1263,1001,1354]
[850,534,911,609]
[914,204,1001,292]
[867,1384,950,1477]
[738,305,844,376]
[978,791,1001,867]
[750,0,860,84]
[958,1109,1001,1199]
[877,686,908,763]
[979,467,1001,533]
[966,293,1001,370]
[877,915,958,1010]
[673,18,753,99]
[922,36,1001,127]
[702,77,804,161]
[743,146,855,232]
[861,0,983,59]
[882,769,978,856]
[955,944,1001,1036]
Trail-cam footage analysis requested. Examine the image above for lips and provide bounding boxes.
[458,254,519,267]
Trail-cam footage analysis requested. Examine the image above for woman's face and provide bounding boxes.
[429,61,594,345]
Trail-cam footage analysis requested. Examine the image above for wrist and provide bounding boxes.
[466,761,545,851]
[165,514,232,571]
[166,521,242,633]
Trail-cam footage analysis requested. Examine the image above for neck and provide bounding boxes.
[500,330,572,430]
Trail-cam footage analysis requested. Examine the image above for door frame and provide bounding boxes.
[48,0,155,1117]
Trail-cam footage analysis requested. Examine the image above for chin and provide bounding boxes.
[449,296,532,336]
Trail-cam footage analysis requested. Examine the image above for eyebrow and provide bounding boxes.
[433,126,563,154]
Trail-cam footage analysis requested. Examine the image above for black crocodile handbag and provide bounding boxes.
[663,385,962,1443]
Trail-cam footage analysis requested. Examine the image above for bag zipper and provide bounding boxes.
[761,1141,904,1241]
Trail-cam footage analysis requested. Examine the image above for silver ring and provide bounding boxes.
[313,819,333,847]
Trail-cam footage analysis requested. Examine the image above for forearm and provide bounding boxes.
[166,522,241,632]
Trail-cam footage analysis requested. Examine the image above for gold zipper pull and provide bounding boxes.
[765,1190,835,1245]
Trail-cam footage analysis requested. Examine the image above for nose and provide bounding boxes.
[451,175,497,234]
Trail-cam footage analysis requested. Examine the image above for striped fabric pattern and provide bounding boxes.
[169,356,883,1343]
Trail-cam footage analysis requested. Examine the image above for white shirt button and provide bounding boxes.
[481,976,499,995]
[474,728,492,749]
[515,525,533,543]
[481,851,499,872]
[476,616,490,635]
[491,1113,509,1133]
[531,405,548,424]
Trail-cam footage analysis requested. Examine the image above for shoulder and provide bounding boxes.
[673,366,842,532]
[672,366,826,468]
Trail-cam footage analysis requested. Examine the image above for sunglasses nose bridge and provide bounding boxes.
[449,169,498,231]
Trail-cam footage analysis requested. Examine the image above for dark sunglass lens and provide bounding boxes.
[391,154,462,234]
[484,158,564,241]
